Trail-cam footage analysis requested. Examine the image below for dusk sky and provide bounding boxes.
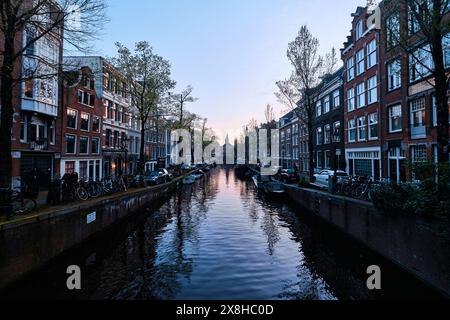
[93,0,366,141]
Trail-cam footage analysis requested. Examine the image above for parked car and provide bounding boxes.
[314,170,348,188]
[145,171,167,186]
[159,169,173,181]
[279,169,299,184]
[181,164,192,171]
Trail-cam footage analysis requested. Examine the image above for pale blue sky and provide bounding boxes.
[93,0,365,141]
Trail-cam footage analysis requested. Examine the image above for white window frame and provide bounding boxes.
[387,59,402,91]
[324,96,330,113]
[356,49,365,75]
[79,136,89,155]
[368,112,379,140]
[367,39,377,68]
[347,88,355,112]
[333,90,340,108]
[389,104,403,133]
[347,58,355,81]
[348,119,356,143]
[357,116,367,142]
[356,82,366,108]
[66,134,77,154]
[367,76,378,104]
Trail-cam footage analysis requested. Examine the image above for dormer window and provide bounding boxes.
[356,20,364,40]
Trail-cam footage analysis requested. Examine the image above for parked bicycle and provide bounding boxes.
[10,179,38,215]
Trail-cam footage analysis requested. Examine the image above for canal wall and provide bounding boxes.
[0,178,182,290]
[285,185,450,297]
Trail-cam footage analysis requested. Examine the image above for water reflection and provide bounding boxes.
[0,167,441,300]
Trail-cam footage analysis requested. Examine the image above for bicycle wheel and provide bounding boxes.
[11,198,37,215]
[77,187,89,201]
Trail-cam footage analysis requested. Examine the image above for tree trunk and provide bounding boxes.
[0,31,16,188]
[139,121,146,174]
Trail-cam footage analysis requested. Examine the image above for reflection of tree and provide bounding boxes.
[261,209,281,256]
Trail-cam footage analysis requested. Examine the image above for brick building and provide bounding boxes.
[64,56,141,177]
[312,68,346,173]
[380,0,450,182]
[342,6,383,180]
[9,2,64,190]
[60,66,103,180]
[278,111,299,169]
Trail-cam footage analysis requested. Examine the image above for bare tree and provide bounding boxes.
[384,0,450,164]
[0,0,107,187]
[276,25,337,179]
[264,104,276,124]
[113,41,175,173]
[169,85,198,129]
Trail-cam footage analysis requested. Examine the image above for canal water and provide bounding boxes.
[1,167,441,300]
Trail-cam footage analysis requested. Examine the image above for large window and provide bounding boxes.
[80,113,90,131]
[358,116,367,141]
[367,76,378,104]
[65,161,75,174]
[347,58,355,81]
[92,116,100,133]
[316,127,323,145]
[66,135,76,154]
[105,129,111,147]
[333,90,340,108]
[356,20,363,40]
[91,138,100,154]
[411,145,428,163]
[356,82,366,108]
[386,14,400,48]
[316,101,322,117]
[367,39,377,68]
[79,137,89,155]
[410,45,433,82]
[369,112,378,140]
[389,104,402,133]
[348,119,356,142]
[78,90,95,106]
[324,124,331,144]
[333,121,341,143]
[324,96,330,113]
[356,49,365,75]
[67,109,78,129]
[347,88,355,112]
[387,59,401,91]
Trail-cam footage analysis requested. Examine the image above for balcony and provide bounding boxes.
[21,98,58,118]
[29,140,49,151]
[410,125,426,140]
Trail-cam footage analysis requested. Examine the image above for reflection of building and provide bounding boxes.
[10,2,64,190]
[312,68,346,173]
[64,56,141,177]
[342,6,382,179]
[60,67,103,180]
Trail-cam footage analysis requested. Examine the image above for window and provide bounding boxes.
[324,124,331,144]
[367,39,377,68]
[91,138,100,154]
[79,161,88,179]
[316,127,323,145]
[80,113,90,131]
[411,98,426,128]
[333,121,341,143]
[387,59,402,91]
[316,101,322,117]
[410,45,433,82]
[20,116,26,141]
[66,135,76,154]
[92,116,100,132]
[358,116,367,141]
[386,14,400,48]
[79,137,89,154]
[356,20,363,40]
[114,131,119,147]
[411,145,428,163]
[347,88,355,112]
[409,0,430,35]
[356,82,366,108]
[49,121,55,144]
[115,104,120,121]
[107,100,113,119]
[347,58,355,81]
[105,129,112,147]
[367,76,378,104]
[356,49,365,75]
[333,90,340,108]
[444,34,450,68]
[65,161,75,174]
[67,109,78,129]
[369,112,378,140]
[348,119,356,142]
[77,90,95,106]
[24,79,33,98]
[389,105,402,132]
[324,96,330,113]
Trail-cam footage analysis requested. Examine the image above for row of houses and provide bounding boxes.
[278,2,450,183]
[9,23,170,190]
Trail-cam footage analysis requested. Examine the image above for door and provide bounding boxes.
[21,154,53,190]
